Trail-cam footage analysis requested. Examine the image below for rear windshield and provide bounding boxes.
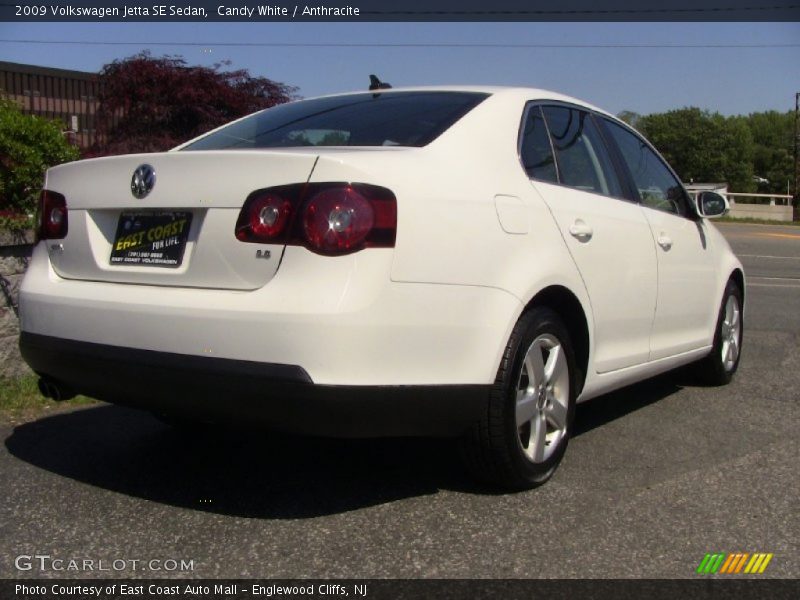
[181,91,489,150]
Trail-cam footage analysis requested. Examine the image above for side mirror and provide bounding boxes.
[696,191,729,219]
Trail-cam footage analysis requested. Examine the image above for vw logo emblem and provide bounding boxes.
[131,164,156,199]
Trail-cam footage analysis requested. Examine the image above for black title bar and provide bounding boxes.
[2,1,800,22]
[5,579,800,600]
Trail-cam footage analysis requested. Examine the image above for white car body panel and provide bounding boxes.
[43,151,323,289]
[578,345,712,403]
[642,207,721,359]
[21,243,521,386]
[45,150,319,210]
[531,180,658,373]
[19,86,745,438]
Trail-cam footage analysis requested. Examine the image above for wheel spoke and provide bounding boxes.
[544,344,564,384]
[524,343,545,386]
[516,389,538,426]
[728,333,739,363]
[530,413,547,462]
[545,396,568,431]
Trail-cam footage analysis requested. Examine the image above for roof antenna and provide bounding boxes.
[369,74,392,91]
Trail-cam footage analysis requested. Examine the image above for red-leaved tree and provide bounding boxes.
[89,52,298,156]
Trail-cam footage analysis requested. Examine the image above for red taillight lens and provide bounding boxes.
[234,183,396,256]
[236,193,292,241]
[39,190,68,240]
[303,187,374,254]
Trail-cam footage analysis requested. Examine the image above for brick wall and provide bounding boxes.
[0,230,34,379]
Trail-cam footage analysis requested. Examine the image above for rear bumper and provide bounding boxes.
[20,333,490,438]
[20,245,520,387]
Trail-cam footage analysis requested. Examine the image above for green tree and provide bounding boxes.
[745,110,794,195]
[0,98,79,220]
[637,107,755,192]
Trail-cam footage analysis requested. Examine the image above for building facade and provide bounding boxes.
[0,61,101,149]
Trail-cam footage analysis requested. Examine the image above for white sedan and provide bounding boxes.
[19,87,744,489]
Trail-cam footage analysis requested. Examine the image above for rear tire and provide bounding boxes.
[461,307,577,490]
[695,279,743,386]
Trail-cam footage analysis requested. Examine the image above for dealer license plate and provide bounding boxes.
[110,211,193,268]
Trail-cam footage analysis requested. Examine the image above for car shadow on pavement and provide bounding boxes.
[5,373,686,518]
[4,404,467,518]
[572,372,685,437]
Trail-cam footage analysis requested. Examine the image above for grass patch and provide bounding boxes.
[0,374,96,419]
[717,216,800,226]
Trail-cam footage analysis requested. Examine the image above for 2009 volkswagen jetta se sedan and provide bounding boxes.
[19,87,744,489]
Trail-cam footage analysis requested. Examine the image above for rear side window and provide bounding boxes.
[182,92,489,150]
[519,105,558,183]
[601,119,690,217]
[541,106,623,198]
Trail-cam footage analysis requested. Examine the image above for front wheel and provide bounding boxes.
[695,279,743,385]
[461,307,577,490]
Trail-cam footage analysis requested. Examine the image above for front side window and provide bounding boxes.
[541,106,623,198]
[182,91,489,150]
[601,119,690,217]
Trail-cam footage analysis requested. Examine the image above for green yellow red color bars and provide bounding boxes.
[696,552,774,574]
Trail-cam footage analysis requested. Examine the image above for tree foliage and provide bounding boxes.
[636,107,755,192]
[745,110,794,194]
[618,106,796,195]
[0,98,80,219]
[91,52,298,156]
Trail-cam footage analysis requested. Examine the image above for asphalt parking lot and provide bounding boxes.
[1,221,798,579]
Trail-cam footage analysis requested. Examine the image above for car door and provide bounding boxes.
[600,118,719,360]
[521,104,658,373]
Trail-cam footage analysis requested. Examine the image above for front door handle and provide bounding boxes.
[569,220,593,242]
[657,234,673,251]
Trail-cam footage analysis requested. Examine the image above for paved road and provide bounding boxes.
[1,222,798,579]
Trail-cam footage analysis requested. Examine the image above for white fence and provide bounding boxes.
[727,192,794,222]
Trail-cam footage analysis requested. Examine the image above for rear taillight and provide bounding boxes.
[244,193,293,240]
[303,187,374,254]
[235,183,396,256]
[39,190,68,240]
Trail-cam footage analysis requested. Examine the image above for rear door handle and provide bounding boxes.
[657,234,673,251]
[569,220,593,242]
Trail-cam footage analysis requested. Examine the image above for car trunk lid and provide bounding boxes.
[44,151,319,290]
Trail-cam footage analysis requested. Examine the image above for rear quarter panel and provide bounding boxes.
[309,92,595,387]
